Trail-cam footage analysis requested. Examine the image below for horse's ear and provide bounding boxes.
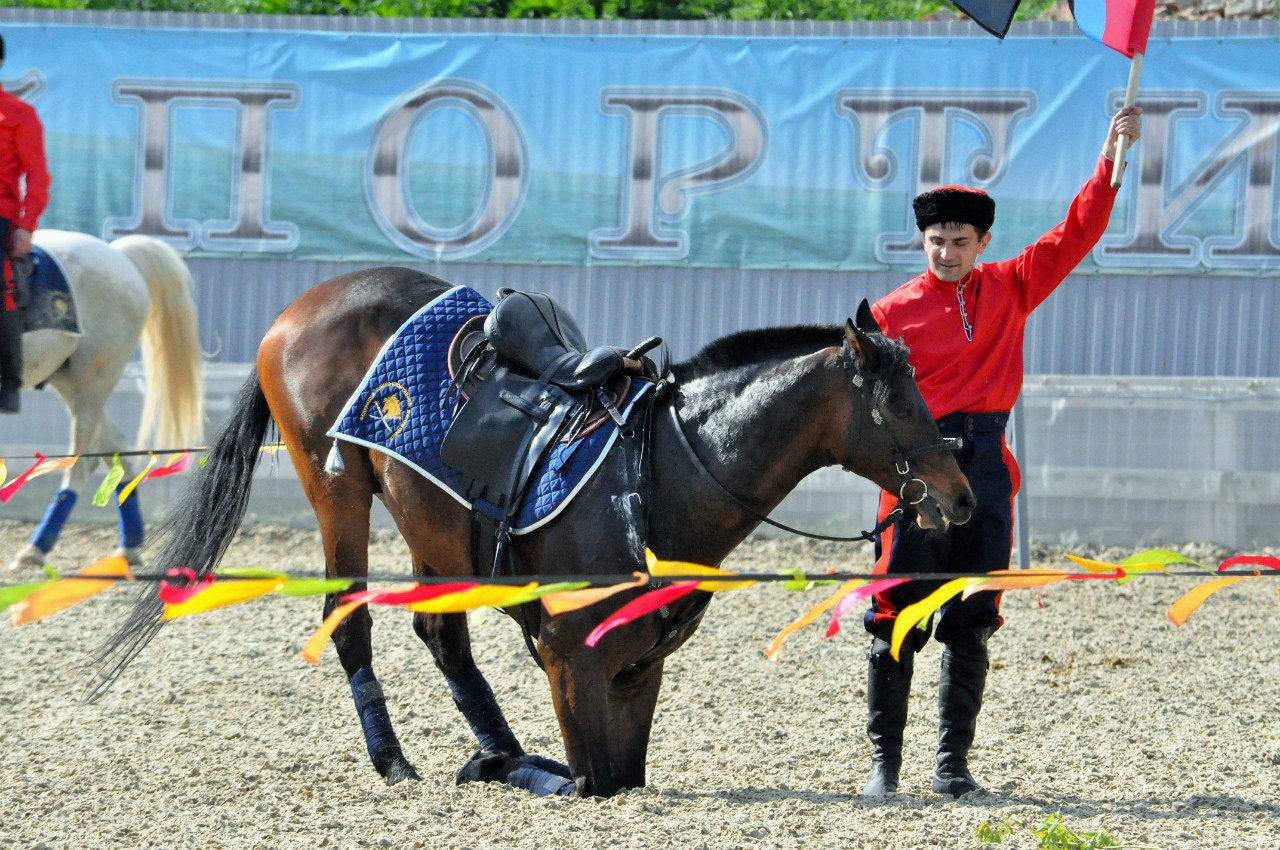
[854,299,882,335]
[844,317,878,373]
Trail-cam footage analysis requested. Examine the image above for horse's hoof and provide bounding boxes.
[455,749,519,785]
[373,747,420,786]
[8,544,46,572]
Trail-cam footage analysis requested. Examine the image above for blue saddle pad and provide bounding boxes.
[19,245,80,334]
[327,285,653,534]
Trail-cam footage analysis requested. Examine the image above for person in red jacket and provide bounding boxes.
[860,105,1143,799]
[0,33,51,414]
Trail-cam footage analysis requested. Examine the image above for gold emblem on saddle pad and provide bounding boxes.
[358,381,412,439]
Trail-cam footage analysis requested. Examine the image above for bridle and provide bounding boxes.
[838,338,955,508]
[665,337,956,544]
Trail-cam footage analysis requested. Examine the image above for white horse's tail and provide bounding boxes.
[109,235,205,450]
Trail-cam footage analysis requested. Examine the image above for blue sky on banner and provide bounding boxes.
[13,24,1280,273]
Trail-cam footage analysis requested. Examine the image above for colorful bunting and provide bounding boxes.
[1218,554,1280,573]
[765,579,864,663]
[92,454,126,507]
[1,454,48,503]
[0,580,54,614]
[1167,574,1257,627]
[162,577,286,620]
[825,577,911,638]
[962,569,1069,597]
[585,581,701,648]
[118,453,158,504]
[541,574,647,615]
[158,567,214,604]
[2,544,1280,663]
[406,583,536,613]
[304,597,365,663]
[890,577,974,660]
[646,549,754,593]
[9,556,132,626]
[145,451,193,480]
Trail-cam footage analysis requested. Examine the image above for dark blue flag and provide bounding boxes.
[949,0,1023,38]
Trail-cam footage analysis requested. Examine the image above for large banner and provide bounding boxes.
[11,23,1280,273]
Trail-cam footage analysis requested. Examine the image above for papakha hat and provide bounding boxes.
[912,185,995,233]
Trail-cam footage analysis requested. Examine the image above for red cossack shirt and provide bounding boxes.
[871,154,1119,419]
[0,86,50,233]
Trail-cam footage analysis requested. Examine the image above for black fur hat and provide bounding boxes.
[912,185,995,233]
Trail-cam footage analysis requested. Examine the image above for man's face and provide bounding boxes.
[922,222,992,283]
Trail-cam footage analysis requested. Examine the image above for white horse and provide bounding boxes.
[7,230,204,570]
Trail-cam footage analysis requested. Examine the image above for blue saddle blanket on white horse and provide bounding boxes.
[327,285,653,535]
[18,245,80,334]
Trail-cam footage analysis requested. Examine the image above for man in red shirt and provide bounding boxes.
[0,33,51,414]
[861,106,1143,799]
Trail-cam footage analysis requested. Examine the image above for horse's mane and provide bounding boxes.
[672,323,911,404]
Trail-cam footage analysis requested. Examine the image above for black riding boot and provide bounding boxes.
[0,306,22,414]
[863,637,914,797]
[932,632,990,798]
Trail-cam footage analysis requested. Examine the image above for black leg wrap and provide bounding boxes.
[932,631,991,798]
[350,667,418,783]
[864,637,913,797]
[455,752,576,797]
[509,760,576,797]
[447,665,523,755]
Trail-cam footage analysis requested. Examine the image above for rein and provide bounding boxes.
[664,339,953,545]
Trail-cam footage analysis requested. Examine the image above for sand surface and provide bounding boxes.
[2,520,1278,850]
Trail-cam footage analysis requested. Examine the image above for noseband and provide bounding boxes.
[664,339,956,544]
[839,338,955,508]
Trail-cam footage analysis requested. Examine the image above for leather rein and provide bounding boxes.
[665,338,955,544]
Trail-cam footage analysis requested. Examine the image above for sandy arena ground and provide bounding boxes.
[2,519,1278,850]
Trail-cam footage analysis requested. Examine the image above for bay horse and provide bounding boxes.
[6,230,203,570]
[94,267,973,798]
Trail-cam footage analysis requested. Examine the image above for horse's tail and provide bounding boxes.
[87,371,272,702]
[110,234,205,450]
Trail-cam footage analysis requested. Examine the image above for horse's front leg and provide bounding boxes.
[415,610,575,796]
[542,643,664,798]
[604,657,666,790]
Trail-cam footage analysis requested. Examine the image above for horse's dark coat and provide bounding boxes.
[96,269,974,798]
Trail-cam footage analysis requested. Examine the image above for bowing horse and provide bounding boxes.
[94,267,973,798]
[6,230,203,570]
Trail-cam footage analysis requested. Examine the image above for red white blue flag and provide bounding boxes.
[1068,0,1156,57]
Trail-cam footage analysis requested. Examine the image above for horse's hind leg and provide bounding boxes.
[414,610,575,796]
[309,465,420,786]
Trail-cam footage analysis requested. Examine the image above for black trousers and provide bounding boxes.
[865,412,1014,648]
[0,217,20,386]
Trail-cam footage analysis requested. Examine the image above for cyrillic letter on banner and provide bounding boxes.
[105,80,299,252]
[590,88,767,261]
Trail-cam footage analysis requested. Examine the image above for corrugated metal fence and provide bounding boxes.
[5,365,1279,550]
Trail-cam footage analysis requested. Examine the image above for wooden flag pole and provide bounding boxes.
[1110,50,1144,189]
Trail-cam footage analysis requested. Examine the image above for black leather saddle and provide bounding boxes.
[440,288,662,573]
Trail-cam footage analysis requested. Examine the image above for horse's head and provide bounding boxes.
[842,301,975,530]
